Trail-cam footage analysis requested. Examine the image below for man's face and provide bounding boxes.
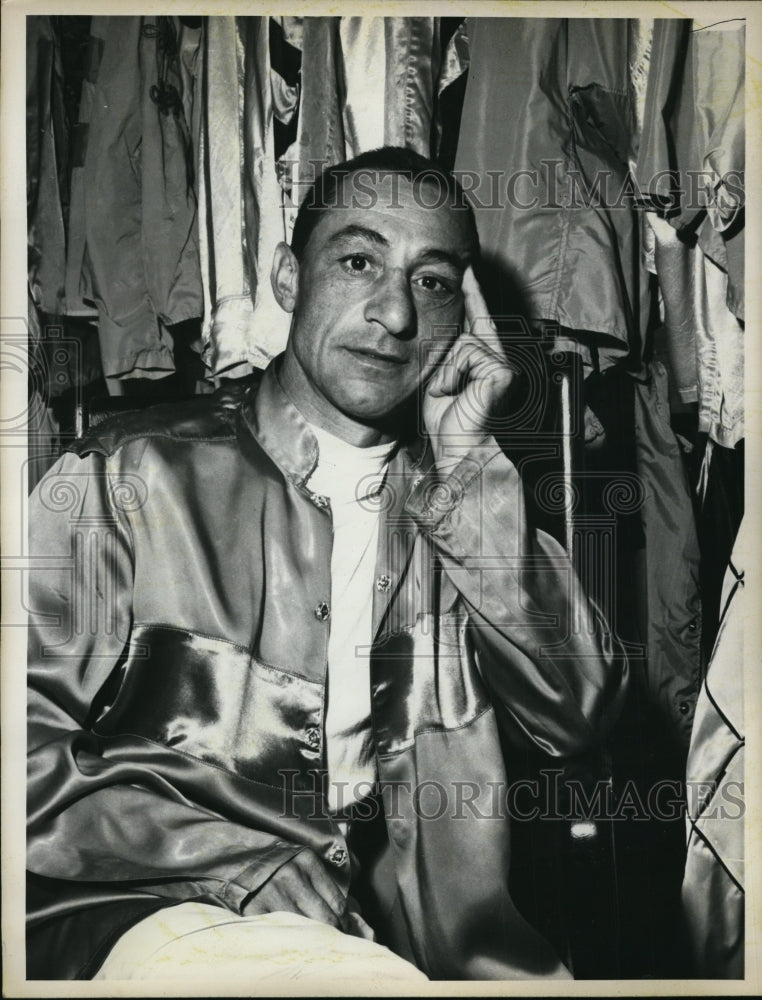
[277,173,475,435]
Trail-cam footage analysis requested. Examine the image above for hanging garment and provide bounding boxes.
[646,215,700,407]
[576,362,701,978]
[198,17,292,378]
[634,18,745,321]
[27,295,62,493]
[293,17,346,195]
[382,19,441,151]
[27,15,68,317]
[455,18,651,371]
[647,215,744,449]
[692,252,744,450]
[177,18,203,160]
[63,24,98,318]
[269,16,302,163]
[632,362,702,748]
[340,18,387,156]
[681,518,745,977]
[434,18,469,170]
[75,16,203,380]
[695,439,744,662]
[295,16,442,197]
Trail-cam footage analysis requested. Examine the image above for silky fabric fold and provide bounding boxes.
[199,17,291,377]
[634,19,745,321]
[681,518,745,977]
[78,16,202,379]
[455,18,650,369]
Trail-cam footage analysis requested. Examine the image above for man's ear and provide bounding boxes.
[270,242,299,313]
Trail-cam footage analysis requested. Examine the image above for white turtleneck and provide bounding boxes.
[306,423,395,815]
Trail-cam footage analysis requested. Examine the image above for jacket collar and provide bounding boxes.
[240,357,429,488]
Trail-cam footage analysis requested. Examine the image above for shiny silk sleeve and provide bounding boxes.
[27,450,303,911]
[406,441,628,758]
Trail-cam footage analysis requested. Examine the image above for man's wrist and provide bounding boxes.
[430,432,494,477]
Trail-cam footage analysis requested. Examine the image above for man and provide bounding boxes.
[27,147,626,981]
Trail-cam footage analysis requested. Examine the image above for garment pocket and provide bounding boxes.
[92,623,325,787]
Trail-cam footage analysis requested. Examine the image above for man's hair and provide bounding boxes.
[290,145,479,262]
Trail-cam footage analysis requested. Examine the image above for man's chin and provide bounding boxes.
[338,393,418,433]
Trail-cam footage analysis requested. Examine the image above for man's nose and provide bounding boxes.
[363,270,416,339]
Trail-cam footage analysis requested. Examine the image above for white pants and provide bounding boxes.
[93,902,428,983]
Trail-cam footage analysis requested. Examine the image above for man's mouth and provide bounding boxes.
[344,347,408,367]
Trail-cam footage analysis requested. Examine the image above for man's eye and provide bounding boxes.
[340,254,372,274]
[414,274,453,294]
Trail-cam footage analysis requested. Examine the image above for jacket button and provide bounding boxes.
[678,701,691,715]
[306,726,321,750]
[314,602,330,621]
[687,619,698,632]
[376,574,392,593]
[328,844,347,867]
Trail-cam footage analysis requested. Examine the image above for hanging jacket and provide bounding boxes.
[681,518,745,977]
[634,18,745,322]
[632,363,702,747]
[455,17,651,371]
[27,15,68,317]
[76,16,202,379]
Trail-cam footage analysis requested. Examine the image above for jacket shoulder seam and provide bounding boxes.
[71,426,240,459]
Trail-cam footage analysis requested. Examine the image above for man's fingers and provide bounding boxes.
[241,848,347,929]
[462,266,502,355]
[297,851,347,919]
[247,878,345,928]
[244,867,345,928]
[426,337,508,398]
[462,265,489,326]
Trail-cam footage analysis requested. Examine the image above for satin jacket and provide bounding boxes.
[27,361,626,980]
[681,518,745,978]
[74,16,201,379]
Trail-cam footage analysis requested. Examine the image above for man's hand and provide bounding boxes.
[242,848,347,928]
[423,267,514,470]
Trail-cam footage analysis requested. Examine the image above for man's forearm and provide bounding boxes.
[406,439,628,756]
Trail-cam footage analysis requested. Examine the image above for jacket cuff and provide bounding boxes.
[219,841,306,913]
[404,438,507,534]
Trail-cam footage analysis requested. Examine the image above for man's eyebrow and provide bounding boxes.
[323,225,472,270]
[323,224,390,250]
[415,247,472,270]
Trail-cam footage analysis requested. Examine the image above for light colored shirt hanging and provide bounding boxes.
[634,18,745,322]
[198,17,291,377]
[295,17,441,200]
[647,213,744,449]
